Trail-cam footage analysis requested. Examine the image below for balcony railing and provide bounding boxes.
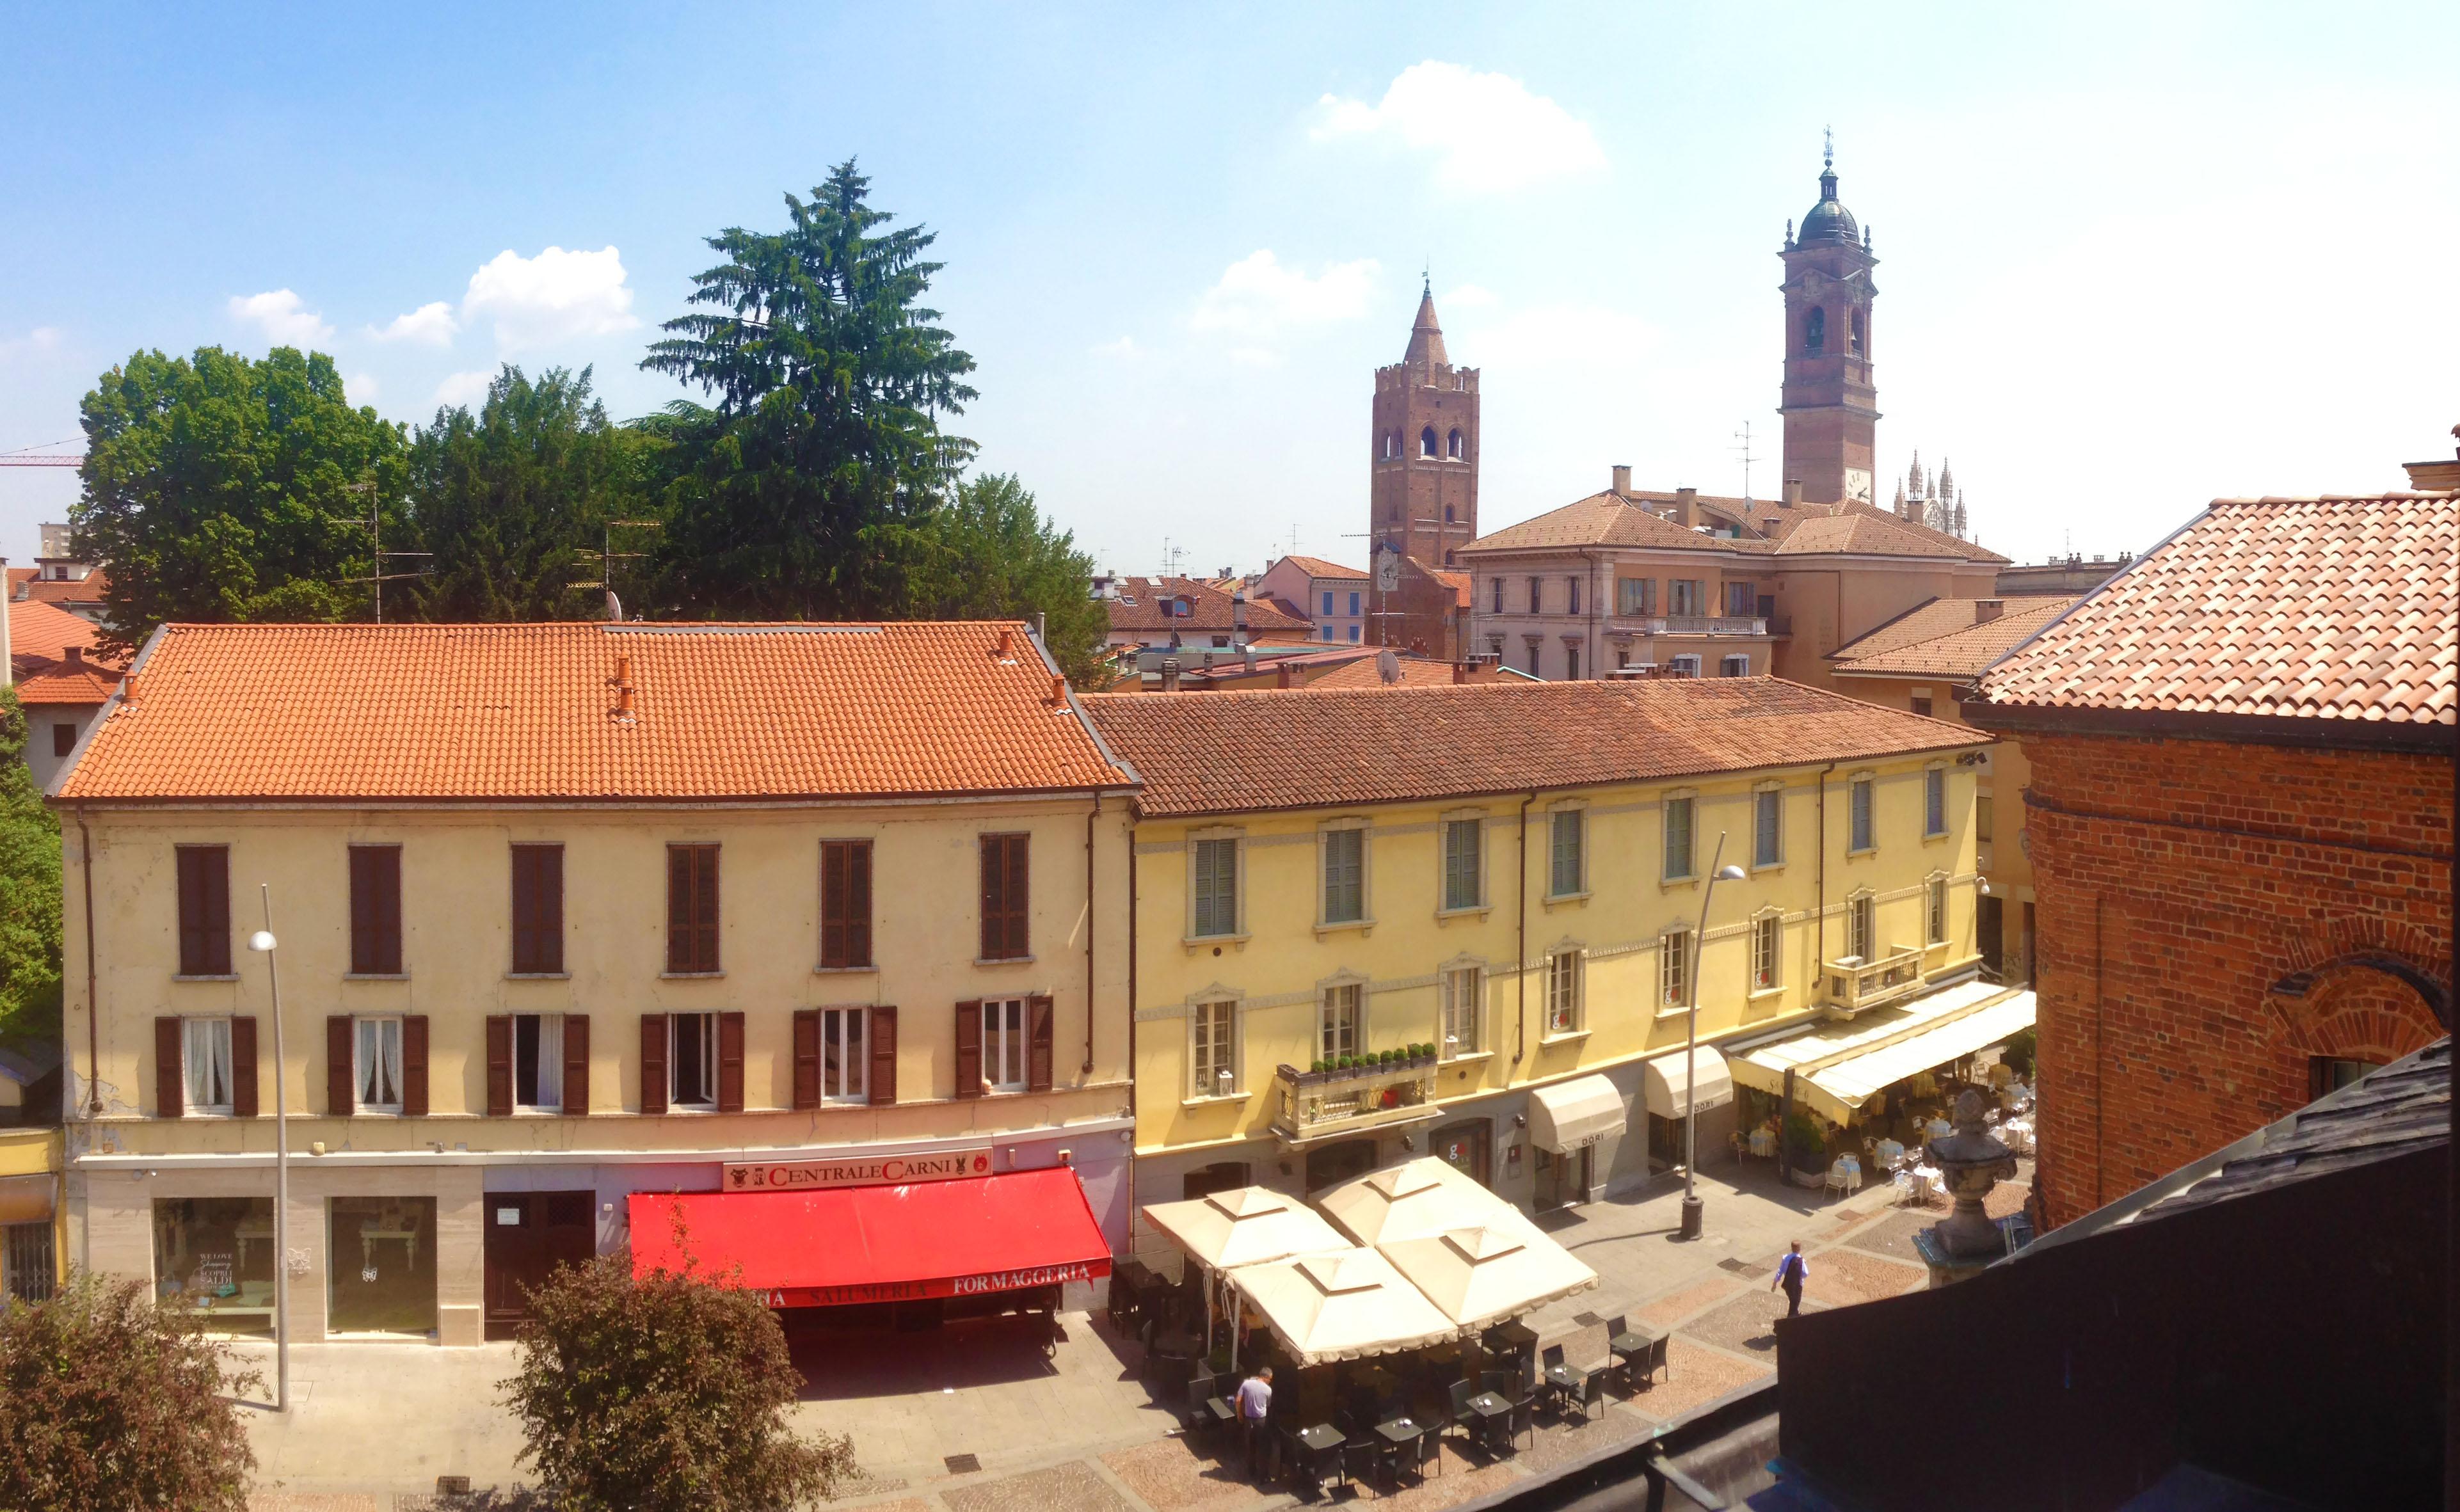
[1821,945,1928,1014]
[1271,1059,1439,1144]
[1611,615,1768,637]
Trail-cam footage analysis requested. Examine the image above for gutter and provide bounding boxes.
[1514,792,1534,1064]
[74,806,101,1118]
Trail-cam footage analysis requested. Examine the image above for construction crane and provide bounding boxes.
[0,440,84,467]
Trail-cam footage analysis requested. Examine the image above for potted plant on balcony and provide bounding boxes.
[1296,1061,1328,1087]
[1411,1042,1435,1069]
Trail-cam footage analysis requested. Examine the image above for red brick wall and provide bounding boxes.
[2019,729,2452,1227]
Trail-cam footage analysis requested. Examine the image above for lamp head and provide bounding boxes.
[1714,865,1746,882]
[247,930,277,953]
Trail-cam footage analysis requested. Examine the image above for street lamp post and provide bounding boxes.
[1680,835,1748,1241]
[246,890,289,1413]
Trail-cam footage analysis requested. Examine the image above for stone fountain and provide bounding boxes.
[1912,1089,2022,1287]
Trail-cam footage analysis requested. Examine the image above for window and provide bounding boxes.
[967,996,1023,1092]
[1911,696,1934,717]
[1348,591,1361,616]
[1420,426,1438,458]
[978,833,1030,960]
[670,1012,719,1108]
[1753,787,1783,868]
[1190,999,1235,1097]
[1659,929,1691,1007]
[1347,625,1361,643]
[150,1198,273,1333]
[328,1195,438,1335]
[184,1017,234,1114]
[1447,427,1463,459]
[175,845,231,976]
[1849,308,1865,355]
[1752,914,1780,991]
[1441,817,1482,911]
[2310,1056,2374,1100]
[1976,795,1994,843]
[513,1013,564,1111]
[51,722,74,758]
[349,845,403,975]
[1721,655,1750,677]
[4,1220,54,1304]
[1526,577,1542,614]
[1725,581,1756,617]
[818,840,873,968]
[1924,768,1947,837]
[1663,795,1695,880]
[818,1007,867,1102]
[1567,576,1582,614]
[1848,893,1874,960]
[667,844,720,973]
[1849,776,1876,852]
[510,845,563,974]
[1549,808,1585,897]
[1320,825,1366,925]
[1619,578,1654,617]
[1490,577,1505,614]
[1320,625,1334,641]
[1805,306,1826,354]
[1670,654,1701,676]
[356,1016,405,1113]
[1545,950,1584,1034]
[1440,965,1482,1057]
[1319,982,1361,1062]
[1927,877,1948,944]
[1527,641,1542,676]
[1191,835,1240,938]
[1322,591,1335,614]
[1566,646,1581,681]
[1670,580,1705,616]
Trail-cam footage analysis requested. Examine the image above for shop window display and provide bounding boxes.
[152,1197,276,1335]
[329,1195,438,1335]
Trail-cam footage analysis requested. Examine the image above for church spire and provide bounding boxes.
[1405,282,1449,369]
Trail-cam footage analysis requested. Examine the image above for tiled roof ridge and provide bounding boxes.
[2207,491,2459,506]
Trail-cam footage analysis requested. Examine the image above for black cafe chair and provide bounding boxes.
[1445,1378,1482,1454]
[1539,1343,1575,1412]
[1284,1427,1345,1498]
[1185,1372,1236,1444]
[1560,1364,1608,1423]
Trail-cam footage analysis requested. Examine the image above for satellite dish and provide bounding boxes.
[1376,649,1402,685]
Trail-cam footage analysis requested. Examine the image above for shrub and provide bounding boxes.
[1309,1059,1327,1074]
[1784,1111,1829,1166]
[502,1247,856,1512]
[0,1271,258,1512]
[2001,1028,2037,1078]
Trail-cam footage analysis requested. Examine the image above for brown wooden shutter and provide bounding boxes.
[954,1000,982,1099]
[177,847,232,976]
[230,1016,259,1119]
[868,1005,897,1107]
[847,841,872,967]
[511,845,564,975]
[978,836,1028,960]
[820,841,873,970]
[561,1014,589,1116]
[155,1016,184,1118]
[639,1013,667,1115]
[667,847,692,972]
[349,846,403,975]
[401,1014,429,1116]
[327,1015,355,1115]
[486,1015,514,1117]
[717,1011,745,1114]
[978,840,999,960]
[1027,994,1055,1093]
[175,854,204,975]
[792,1009,820,1110]
[1005,838,1030,959]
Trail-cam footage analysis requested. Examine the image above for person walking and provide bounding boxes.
[1234,1365,1275,1484]
[1771,1241,1809,1317]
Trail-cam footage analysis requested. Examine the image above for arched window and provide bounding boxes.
[1447,427,1464,459]
[1444,505,1456,523]
[1420,426,1439,458]
[1387,502,1402,523]
[1849,308,1865,356]
[1804,307,1826,354]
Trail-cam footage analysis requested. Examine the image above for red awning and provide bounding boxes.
[628,1166,1112,1308]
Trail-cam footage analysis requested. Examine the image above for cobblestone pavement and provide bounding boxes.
[243,1164,2029,1511]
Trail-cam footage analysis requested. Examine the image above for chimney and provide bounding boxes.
[996,627,1015,660]
[64,645,83,667]
[1974,600,2004,624]
[1231,591,1250,642]
[1782,480,1803,508]
[1160,658,1180,694]
[1673,487,1698,527]
[1611,465,1632,496]
[614,685,635,719]
[1452,662,1467,685]
[1276,662,1295,690]
[2403,420,2460,490]
[1048,674,1067,706]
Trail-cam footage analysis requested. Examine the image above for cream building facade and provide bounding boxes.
[1082,678,1990,1273]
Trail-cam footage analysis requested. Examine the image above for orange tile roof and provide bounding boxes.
[1302,656,1503,690]
[1764,505,2009,564]
[1975,494,2458,727]
[57,622,1135,803]
[1105,577,1314,635]
[1431,569,1472,609]
[1277,555,1366,581]
[14,666,118,705]
[13,568,108,606]
[1082,677,1985,817]
[1831,596,2082,680]
[1460,493,1776,557]
[9,600,110,669]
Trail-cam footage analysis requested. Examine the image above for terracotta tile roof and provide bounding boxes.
[1105,577,1314,635]
[1975,494,2459,726]
[1302,656,1504,690]
[14,568,108,606]
[1762,505,2009,564]
[14,666,118,705]
[56,621,1135,803]
[1431,570,1472,609]
[1082,677,1985,817]
[1276,555,1366,581]
[1458,493,1775,557]
[9,600,111,669]
[1831,596,2082,679]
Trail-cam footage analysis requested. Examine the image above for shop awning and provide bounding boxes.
[1316,1157,1517,1246]
[1641,1047,1733,1119]
[1378,1221,1599,1333]
[0,1173,54,1225]
[1224,1246,1461,1367]
[628,1167,1111,1308]
[1140,1186,1349,1272]
[1728,983,2034,1126]
[1528,1074,1629,1152]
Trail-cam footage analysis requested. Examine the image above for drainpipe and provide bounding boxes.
[1815,763,1835,987]
[2094,890,2106,1209]
[1124,831,1138,1230]
[1083,794,1099,1076]
[75,807,101,1117]
[1514,793,1534,1064]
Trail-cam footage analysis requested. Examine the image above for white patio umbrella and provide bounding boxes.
[1378,1222,1600,1335]
[1316,1157,1515,1246]
[1140,1187,1352,1369]
[1223,1246,1461,1368]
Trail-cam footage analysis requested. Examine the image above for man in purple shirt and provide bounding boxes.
[1771,1241,1809,1317]
[1235,1366,1274,1483]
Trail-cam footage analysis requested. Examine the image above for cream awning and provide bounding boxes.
[1641,1047,1733,1119]
[1729,983,2034,1125]
[1528,1073,1629,1151]
[0,1172,52,1226]
[1223,1246,1460,1367]
[1140,1185,1350,1271]
[1378,1221,1599,1333]
[1315,1156,1515,1246]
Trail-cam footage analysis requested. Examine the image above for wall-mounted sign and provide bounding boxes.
[723,1148,992,1193]
[761,1259,1104,1309]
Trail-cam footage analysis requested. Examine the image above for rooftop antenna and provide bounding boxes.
[1422,259,1431,296]
[343,477,431,623]
[1731,421,1759,504]
[568,518,662,620]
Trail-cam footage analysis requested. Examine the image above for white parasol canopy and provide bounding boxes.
[1315,1156,1516,1246]
[1222,1246,1462,1367]
[1378,1221,1599,1333]
[1140,1185,1351,1272]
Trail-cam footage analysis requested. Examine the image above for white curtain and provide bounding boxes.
[532,1015,563,1108]
[358,1019,403,1108]
[183,1018,232,1111]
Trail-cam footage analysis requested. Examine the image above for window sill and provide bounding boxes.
[513,1105,570,1116]
[662,1104,721,1115]
[813,964,878,975]
[1748,861,1784,875]
[1183,934,1249,951]
[1922,832,1949,844]
[182,1107,237,1118]
[353,1108,406,1117]
[973,955,1037,967]
[1747,985,1786,1002]
[1180,1092,1245,1109]
[1846,847,1877,859]
[505,972,571,981]
[1542,890,1590,908]
[344,973,410,982]
[1441,1050,1494,1067]
[1659,876,1699,890]
[172,973,240,983]
[1313,919,1375,937]
[1653,1005,1695,1022]
[1539,1028,1592,1047]
[1434,905,1490,921]
[660,971,726,980]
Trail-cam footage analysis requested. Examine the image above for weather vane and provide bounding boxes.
[1823,125,1833,169]
[1422,258,1430,296]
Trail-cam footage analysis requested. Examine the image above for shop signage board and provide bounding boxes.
[722,1147,993,1193]
[761,1259,1106,1309]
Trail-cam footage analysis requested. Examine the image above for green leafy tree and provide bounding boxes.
[0,687,62,1049]
[405,365,662,621]
[641,160,977,619]
[71,346,408,655]
[0,1273,259,1512]
[502,1249,856,1512]
[911,473,1111,687]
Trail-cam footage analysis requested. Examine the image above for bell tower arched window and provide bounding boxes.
[1446,427,1464,459]
[1804,306,1826,354]
[1849,308,1865,356]
[1420,426,1438,458]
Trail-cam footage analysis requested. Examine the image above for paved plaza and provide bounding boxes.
[237,1161,2030,1511]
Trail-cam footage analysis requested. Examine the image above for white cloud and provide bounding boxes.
[344,372,380,404]
[1192,251,1379,337]
[461,246,638,351]
[0,326,63,358]
[1091,335,1142,359]
[227,289,334,347]
[369,300,459,347]
[1314,62,1606,193]
[432,370,494,408]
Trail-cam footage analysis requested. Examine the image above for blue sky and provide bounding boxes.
[3,3,2455,575]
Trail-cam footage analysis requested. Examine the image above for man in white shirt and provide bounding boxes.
[1234,1365,1274,1483]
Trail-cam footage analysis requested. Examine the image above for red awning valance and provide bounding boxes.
[628,1166,1111,1308]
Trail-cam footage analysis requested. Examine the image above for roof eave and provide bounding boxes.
[1961,699,2459,756]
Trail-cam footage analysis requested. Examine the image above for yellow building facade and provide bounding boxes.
[0,1126,63,1301]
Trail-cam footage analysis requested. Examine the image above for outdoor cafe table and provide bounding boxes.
[1290,1422,1348,1490]
[1874,1138,1905,1166]
[1748,1127,1777,1159]
[1373,1415,1430,1481]
[1482,1317,1539,1368]
[1464,1389,1513,1449]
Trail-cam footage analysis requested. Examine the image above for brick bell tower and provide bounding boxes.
[1778,139,1880,507]
[1370,280,1480,568]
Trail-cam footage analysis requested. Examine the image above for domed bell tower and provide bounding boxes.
[1370,280,1480,567]
[1778,138,1880,507]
